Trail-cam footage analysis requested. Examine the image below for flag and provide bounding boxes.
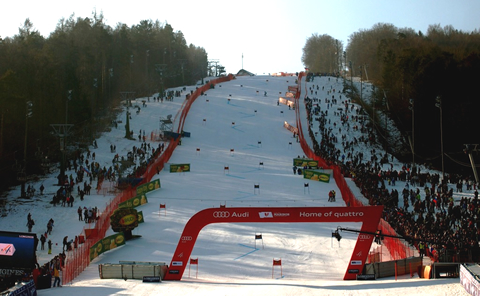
[82,166,91,174]
[259,212,273,218]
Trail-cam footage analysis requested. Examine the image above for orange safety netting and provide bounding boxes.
[61,75,235,284]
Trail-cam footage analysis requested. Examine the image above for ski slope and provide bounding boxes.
[0,75,468,295]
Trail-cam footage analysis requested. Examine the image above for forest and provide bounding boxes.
[302,23,480,177]
[0,12,212,193]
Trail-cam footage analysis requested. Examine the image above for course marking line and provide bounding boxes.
[233,191,255,200]
[234,244,259,260]
[225,174,245,179]
[231,125,245,133]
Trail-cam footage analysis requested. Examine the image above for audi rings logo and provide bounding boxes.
[213,211,230,218]
[359,234,371,240]
[181,236,193,242]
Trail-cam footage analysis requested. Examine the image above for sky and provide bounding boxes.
[2,0,480,74]
[0,75,472,295]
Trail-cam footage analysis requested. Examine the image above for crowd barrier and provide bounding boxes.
[61,74,234,284]
[294,73,411,262]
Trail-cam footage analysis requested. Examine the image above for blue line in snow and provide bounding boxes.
[231,125,245,132]
[233,191,255,200]
[234,244,259,260]
[240,169,261,173]
[225,174,245,179]
[240,113,255,118]
[238,244,257,250]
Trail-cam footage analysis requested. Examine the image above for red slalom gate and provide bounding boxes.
[164,206,383,281]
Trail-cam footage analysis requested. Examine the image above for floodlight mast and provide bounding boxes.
[20,101,34,197]
[50,124,74,186]
[464,144,480,184]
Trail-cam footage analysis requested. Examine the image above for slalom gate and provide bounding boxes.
[163,206,383,280]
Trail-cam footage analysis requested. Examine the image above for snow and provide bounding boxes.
[0,75,469,295]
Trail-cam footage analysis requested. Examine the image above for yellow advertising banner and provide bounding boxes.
[169,163,190,173]
[136,179,161,195]
[89,232,125,261]
[118,194,148,209]
[293,158,319,169]
[137,211,144,223]
[303,169,331,183]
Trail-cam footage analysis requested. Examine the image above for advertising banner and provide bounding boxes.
[278,97,295,109]
[6,280,37,296]
[136,179,161,195]
[118,194,148,209]
[283,122,298,134]
[303,169,331,183]
[460,264,480,296]
[89,233,125,261]
[293,158,319,169]
[169,164,191,173]
[0,231,35,277]
[137,211,145,223]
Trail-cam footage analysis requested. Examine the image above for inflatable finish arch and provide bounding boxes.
[163,206,383,281]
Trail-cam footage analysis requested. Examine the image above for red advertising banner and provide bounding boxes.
[288,85,298,93]
[163,206,383,281]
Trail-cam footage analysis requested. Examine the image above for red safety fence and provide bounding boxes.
[293,73,361,208]
[377,218,415,260]
[62,186,137,283]
[61,75,235,284]
[294,73,412,261]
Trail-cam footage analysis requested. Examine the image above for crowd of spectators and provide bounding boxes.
[23,107,168,290]
[303,76,480,263]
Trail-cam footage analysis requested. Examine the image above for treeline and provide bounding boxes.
[0,12,209,192]
[302,23,480,174]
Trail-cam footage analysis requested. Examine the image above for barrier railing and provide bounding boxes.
[61,74,235,284]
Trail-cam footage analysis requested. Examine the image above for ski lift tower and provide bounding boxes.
[159,114,173,141]
[155,64,167,95]
[119,92,136,139]
[50,123,74,186]
[160,114,173,131]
